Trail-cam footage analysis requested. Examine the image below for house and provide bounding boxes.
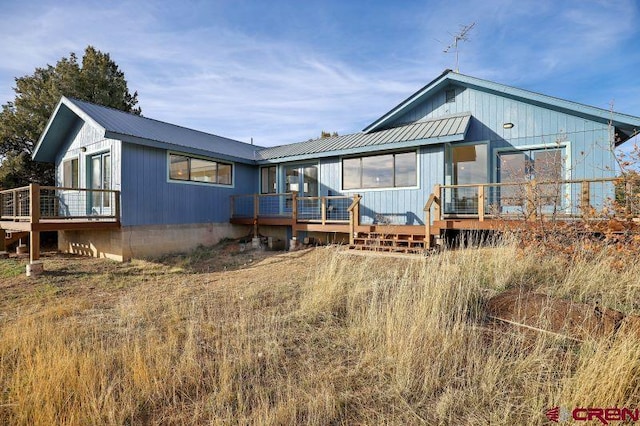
[2,69,640,262]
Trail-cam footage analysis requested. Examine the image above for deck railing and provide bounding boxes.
[0,184,120,222]
[296,196,351,223]
[424,177,640,224]
[230,192,353,224]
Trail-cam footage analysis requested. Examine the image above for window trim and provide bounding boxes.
[340,150,419,192]
[62,156,79,189]
[167,151,235,187]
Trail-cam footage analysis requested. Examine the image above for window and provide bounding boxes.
[445,88,456,103]
[342,151,417,190]
[63,158,79,188]
[261,166,277,193]
[168,153,233,185]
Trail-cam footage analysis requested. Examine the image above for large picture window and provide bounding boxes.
[63,158,79,188]
[342,151,417,190]
[168,153,233,185]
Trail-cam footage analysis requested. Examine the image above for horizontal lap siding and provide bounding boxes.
[318,146,444,225]
[121,143,257,227]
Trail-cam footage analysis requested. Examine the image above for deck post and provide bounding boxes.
[433,185,441,220]
[477,185,485,222]
[13,189,18,219]
[29,184,41,264]
[291,191,298,223]
[580,181,590,215]
[0,229,5,252]
[424,193,437,250]
[425,209,431,249]
[321,196,327,225]
[291,192,298,241]
[253,193,259,237]
[348,194,361,246]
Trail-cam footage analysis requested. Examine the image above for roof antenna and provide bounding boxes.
[443,22,475,73]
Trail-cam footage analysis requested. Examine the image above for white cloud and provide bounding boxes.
[0,0,639,148]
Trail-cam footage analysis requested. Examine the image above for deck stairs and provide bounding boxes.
[349,231,430,254]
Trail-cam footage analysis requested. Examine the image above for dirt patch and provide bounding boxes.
[486,289,640,341]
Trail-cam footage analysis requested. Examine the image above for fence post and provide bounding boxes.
[580,181,590,216]
[321,196,327,225]
[478,185,485,222]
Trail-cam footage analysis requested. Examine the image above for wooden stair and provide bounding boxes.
[349,231,429,254]
[4,231,28,249]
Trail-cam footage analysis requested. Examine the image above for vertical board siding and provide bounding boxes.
[121,143,257,227]
[389,85,616,182]
[317,146,443,225]
[55,119,122,188]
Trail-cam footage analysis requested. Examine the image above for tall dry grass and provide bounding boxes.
[1,243,640,424]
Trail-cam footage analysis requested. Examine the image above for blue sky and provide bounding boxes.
[1,0,639,147]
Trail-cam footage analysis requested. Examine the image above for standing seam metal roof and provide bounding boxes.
[255,113,471,160]
[66,98,262,161]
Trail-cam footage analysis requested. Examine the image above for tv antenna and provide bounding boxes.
[443,22,475,72]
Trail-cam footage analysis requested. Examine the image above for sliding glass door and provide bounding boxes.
[89,152,111,215]
[445,143,488,215]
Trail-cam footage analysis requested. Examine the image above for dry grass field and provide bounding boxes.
[1,240,640,425]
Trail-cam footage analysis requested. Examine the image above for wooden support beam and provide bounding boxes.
[29,184,41,263]
[29,231,40,263]
[253,193,259,236]
[30,184,40,225]
[321,196,327,225]
[291,191,298,224]
[0,229,5,252]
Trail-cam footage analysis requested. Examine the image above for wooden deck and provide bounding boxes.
[0,184,120,261]
[231,177,640,252]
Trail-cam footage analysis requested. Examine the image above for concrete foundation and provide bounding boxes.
[26,261,43,277]
[59,223,251,261]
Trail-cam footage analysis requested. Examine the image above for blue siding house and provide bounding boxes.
[25,70,640,260]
